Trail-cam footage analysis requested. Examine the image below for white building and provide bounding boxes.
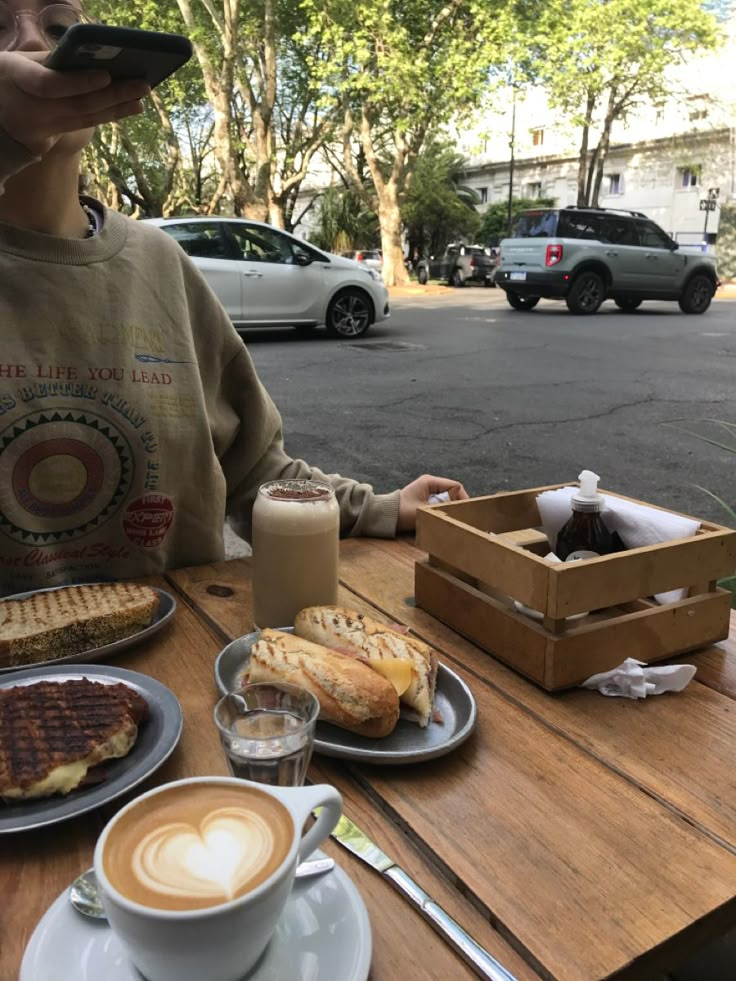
[453,17,736,246]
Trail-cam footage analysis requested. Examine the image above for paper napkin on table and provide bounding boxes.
[581,658,697,699]
[536,486,701,604]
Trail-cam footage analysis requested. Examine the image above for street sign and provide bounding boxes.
[700,199,717,211]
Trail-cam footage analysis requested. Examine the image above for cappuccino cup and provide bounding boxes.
[93,776,342,981]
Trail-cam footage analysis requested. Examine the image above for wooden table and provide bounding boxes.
[3,537,736,980]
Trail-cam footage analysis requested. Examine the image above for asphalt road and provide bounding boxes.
[239,288,736,526]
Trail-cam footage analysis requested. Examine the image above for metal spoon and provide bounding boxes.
[69,857,336,921]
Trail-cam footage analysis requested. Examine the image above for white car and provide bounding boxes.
[146,217,389,339]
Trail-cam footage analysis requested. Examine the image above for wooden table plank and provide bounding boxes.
[334,538,736,852]
[2,568,532,981]
[166,554,736,980]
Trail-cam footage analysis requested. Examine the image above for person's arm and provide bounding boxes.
[207,344,400,541]
[0,52,148,193]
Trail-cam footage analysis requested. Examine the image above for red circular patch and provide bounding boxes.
[123,494,174,548]
[12,438,104,518]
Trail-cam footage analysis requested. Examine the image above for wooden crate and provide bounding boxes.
[415,483,736,690]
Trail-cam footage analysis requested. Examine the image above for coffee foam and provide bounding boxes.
[103,784,293,911]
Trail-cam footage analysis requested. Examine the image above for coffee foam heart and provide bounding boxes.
[131,807,278,902]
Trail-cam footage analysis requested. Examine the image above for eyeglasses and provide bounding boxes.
[0,3,96,51]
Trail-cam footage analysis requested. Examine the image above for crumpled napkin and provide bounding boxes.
[536,486,701,604]
[428,491,451,505]
[581,658,697,698]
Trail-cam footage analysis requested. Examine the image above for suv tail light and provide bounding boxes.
[546,244,563,266]
[356,252,363,261]
[470,257,477,269]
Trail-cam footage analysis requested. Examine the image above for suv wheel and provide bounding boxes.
[566,271,605,315]
[450,269,465,288]
[417,267,428,285]
[615,298,642,312]
[506,292,539,311]
[678,274,714,315]
[326,288,373,338]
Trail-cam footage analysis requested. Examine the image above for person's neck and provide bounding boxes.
[0,154,91,239]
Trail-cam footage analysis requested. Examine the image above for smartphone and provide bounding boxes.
[45,24,192,89]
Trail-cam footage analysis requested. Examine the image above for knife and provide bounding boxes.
[330,812,518,981]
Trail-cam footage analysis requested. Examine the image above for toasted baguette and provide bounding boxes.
[294,606,438,727]
[248,628,400,738]
[0,583,159,668]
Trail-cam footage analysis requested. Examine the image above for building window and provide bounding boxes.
[607,173,623,195]
[679,167,700,188]
[478,186,488,204]
[530,128,544,147]
[526,182,542,198]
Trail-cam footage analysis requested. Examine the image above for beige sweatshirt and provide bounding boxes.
[0,136,398,593]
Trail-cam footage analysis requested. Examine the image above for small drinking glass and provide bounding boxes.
[214,683,319,787]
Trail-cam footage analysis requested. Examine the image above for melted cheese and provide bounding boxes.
[367,658,413,696]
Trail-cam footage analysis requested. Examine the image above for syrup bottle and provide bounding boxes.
[555,470,621,561]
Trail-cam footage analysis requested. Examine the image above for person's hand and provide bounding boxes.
[397,474,469,532]
[0,51,150,157]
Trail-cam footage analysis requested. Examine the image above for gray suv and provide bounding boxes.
[495,207,719,315]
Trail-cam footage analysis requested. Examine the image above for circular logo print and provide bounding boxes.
[123,494,174,548]
[0,409,133,545]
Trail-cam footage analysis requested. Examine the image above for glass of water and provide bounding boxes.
[213,683,320,787]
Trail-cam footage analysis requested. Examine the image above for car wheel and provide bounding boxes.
[614,298,642,312]
[326,288,373,338]
[417,267,428,285]
[566,271,605,314]
[506,291,540,311]
[450,269,465,288]
[678,274,714,314]
[484,277,497,288]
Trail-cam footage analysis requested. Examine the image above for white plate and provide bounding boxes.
[215,629,478,765]
[0,584,176,674]
[20,850,372,981]
[0,665,183,834]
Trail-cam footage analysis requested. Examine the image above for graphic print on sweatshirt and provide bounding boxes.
[0,354,185,589]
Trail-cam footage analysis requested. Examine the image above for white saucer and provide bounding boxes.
[21,851,372,981]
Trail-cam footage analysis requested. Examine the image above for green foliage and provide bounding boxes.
[402,141,481,257]
[310,185,379,253]
[478,196,556,245]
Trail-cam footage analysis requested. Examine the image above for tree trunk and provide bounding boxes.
[377,189,409,287]
[590,89,617,208]
[576,92,596,206]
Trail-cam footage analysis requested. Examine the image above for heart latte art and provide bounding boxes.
[103,783,293,911]
[133,808,277,902]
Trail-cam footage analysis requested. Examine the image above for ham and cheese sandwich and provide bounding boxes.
[248,628,400,738]
[294,606,438,727]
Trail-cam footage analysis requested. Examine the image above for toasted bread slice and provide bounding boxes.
[294,606,438,727]
[0,678,148,801]
[249,628,400,738]
[0,583,159,668]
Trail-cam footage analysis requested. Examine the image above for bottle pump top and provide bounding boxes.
[571,470,604,512]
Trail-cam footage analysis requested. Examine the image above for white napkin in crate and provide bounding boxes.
[581,658,697,698]
[536,486,700,604]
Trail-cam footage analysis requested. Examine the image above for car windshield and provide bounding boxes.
[510,211,559,238]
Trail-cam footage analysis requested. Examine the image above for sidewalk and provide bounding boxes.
[388,282,736,299]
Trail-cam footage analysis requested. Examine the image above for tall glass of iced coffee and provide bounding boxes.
[252,479,339,628]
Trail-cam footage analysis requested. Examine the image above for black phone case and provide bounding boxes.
[45,24,192,89]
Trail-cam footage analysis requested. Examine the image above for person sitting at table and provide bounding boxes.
[0,0,467,594]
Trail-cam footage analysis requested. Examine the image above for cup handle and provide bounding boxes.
[271,784,342,863]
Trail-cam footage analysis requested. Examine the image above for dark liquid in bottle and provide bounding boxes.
[556,511,624,560]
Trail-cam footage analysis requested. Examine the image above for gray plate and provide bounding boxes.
[0,585,177,674]
[215,628,477,764]
[0,664,183,834]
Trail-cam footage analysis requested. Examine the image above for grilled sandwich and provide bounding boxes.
[294,606,438,727]
[0,678,148,801]
[0,583,159,668]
